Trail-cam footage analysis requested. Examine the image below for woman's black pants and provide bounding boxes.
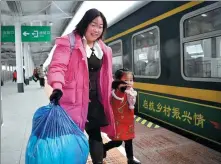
[86,128,103,164]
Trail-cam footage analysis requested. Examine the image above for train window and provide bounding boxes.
[181,2,221,82]
[108,40,123,74]
[184,7,221,37]
[132,26,160,78]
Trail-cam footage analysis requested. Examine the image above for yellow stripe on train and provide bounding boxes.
[134,82,221,104]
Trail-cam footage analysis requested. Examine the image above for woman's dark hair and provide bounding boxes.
[75,8,107,40]
[114,68,134,80]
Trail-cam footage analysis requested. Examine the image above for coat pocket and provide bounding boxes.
[64,69,74,83]
[61,81,76,104]
[64,58,75,82]
[64,80,76,89]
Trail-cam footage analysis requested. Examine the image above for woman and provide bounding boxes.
[47,8,115,164]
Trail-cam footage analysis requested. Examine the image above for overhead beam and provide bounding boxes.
[1,57,16,61]
[1,55,16,61]
[60,1,83,35]
[15,1,23,16]
[1,52,15,57]
[45,1,52,26]
[2,13,74,23]
[1,51,50,55]
[21,13,73,22]
[6,1,18,16]
[1,59,16,61]
[6,1,23,16]
[1,10,13,16]
[1,44,53,51]
[1,45,16,49]
[1,51,15,54]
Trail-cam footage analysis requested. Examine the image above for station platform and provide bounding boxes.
[1,81,221,164]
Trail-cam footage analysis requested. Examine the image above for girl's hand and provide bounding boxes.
[112,80,127,89]
[119,82,132,93]
[118,83,127,89]
[126,89,137,109]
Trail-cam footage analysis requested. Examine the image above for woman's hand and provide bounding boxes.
[49,89,63,105]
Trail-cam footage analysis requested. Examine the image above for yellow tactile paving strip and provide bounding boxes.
[87,137,127,164]
[134,116,160,128]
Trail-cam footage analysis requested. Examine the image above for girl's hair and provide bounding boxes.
[74,8,107,40]
[114,68,134,80]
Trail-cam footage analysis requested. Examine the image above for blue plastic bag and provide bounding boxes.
[25,103,89,164]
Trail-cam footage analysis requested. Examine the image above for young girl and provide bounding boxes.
[103,68,141,164]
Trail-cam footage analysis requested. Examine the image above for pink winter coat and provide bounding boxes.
[47,32,116,137]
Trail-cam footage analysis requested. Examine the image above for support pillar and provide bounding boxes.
[24,43,29,85]
[5,62,8,81]
[28,46,33,81]
[15,21,24,93]
[6,63,10,81]
[0,6,4,128]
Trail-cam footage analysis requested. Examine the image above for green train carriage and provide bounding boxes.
[104,1,221,149]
